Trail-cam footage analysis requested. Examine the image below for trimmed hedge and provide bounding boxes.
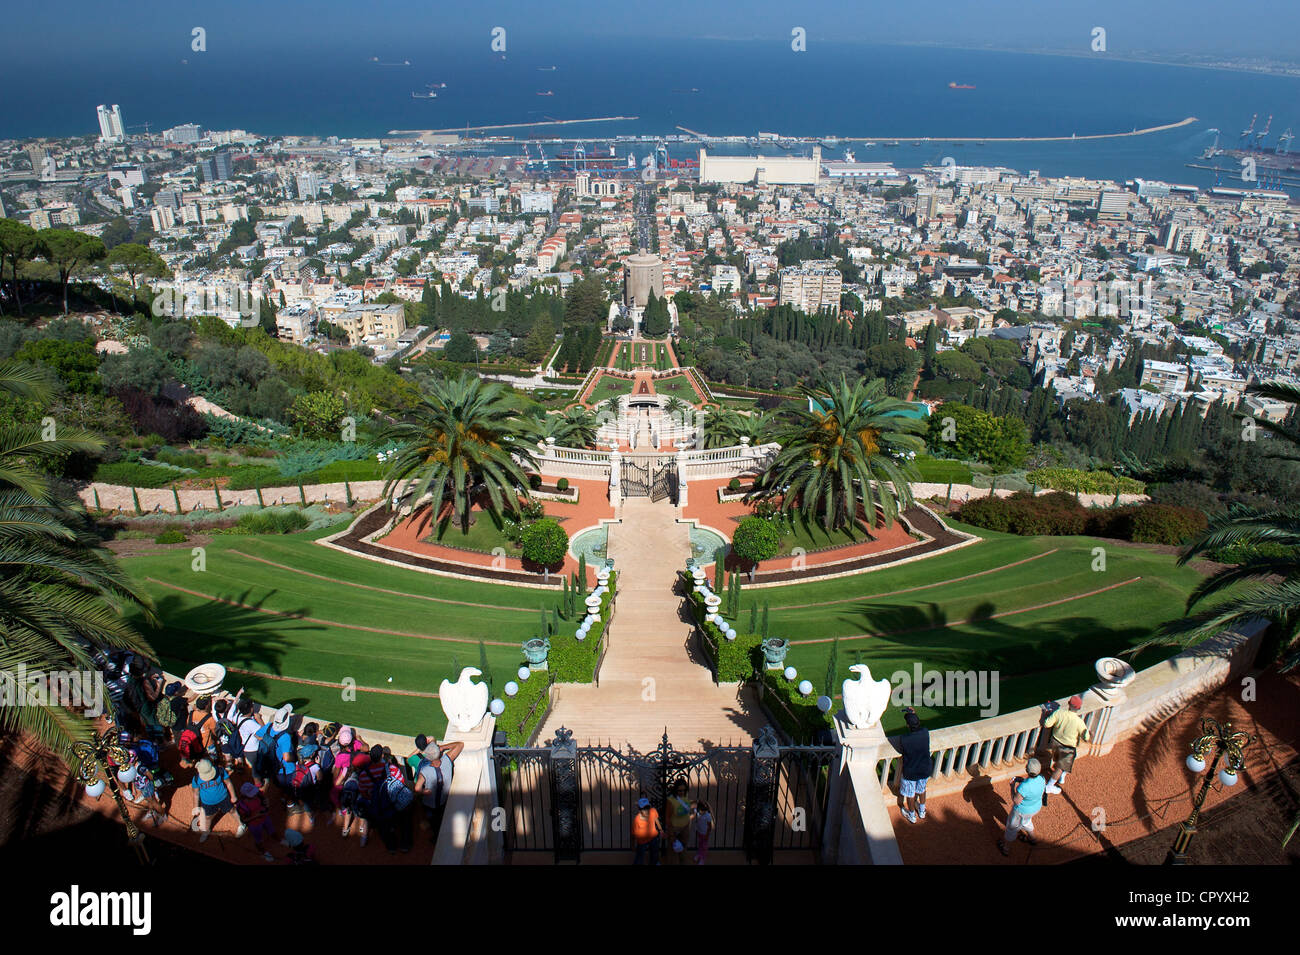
[1024,467,1145,495]
[958,492,1207,546]
[549,572,617,683]
[759,668,834,742]
[154,529,187,545]
[497,669,552,747]
[683,574,761,682]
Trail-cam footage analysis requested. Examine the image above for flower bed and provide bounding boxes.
[497,669,553,747]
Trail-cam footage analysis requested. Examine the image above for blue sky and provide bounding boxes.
[3,0,1299,59]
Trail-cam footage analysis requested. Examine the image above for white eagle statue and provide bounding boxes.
[842,664,892,730]
[439,667,490,732]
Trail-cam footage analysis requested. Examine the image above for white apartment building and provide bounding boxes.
[778,260,842,313]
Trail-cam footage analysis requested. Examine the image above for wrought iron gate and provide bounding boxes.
[623,461,651,497]
[650,463,676,503]
[492,727,837,862]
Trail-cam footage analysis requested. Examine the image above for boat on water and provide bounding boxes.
[426,82,447,89]
[537,90,553,96]
[538,65,557,71]
[949,82,976,89]
[882,140,900,147]
[411,91,437,99]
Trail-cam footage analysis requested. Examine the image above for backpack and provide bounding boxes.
[254,728,285,779]
[214,714,240,757]
[317,745,335,773]
[178,715,210,762]
[133,739,161,772]
[156,697,178,730]
[385,773,414,811]
[291,758,316,790]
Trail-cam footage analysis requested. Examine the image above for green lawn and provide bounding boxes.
[120,528,559,736]
[735,526,1208,733]
[587,373,635,405]
[652,374,702,405]
[426,513,519,555]
[913,455,975,485]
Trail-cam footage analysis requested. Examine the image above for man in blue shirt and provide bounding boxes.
[897,707,933,824]
[999,757,1046,856]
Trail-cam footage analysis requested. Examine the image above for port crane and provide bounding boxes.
[1240,114,1256,146]
[1255,114,1273,149]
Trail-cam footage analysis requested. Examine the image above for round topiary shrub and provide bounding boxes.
[520,518,569,568]
[528,473,543,491]
[728,477,742,491]
[556,477,570,492]
[731,516,781,566]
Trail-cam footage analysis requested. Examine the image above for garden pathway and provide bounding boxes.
[537,496,769,751]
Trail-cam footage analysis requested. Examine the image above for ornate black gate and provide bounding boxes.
[491,727,837,862]
[623,461,651,497]
[650,463,676,503]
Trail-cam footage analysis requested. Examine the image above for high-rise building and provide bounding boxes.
[295,171,321,199]
[623,254,664,308]
[199,150,233,183]
[96,104,125,143]
[778,261,843,314]
[163,123,202,144]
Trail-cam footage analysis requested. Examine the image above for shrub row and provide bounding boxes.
[683,575,761,682]
[1024,467,1146,495]
[957,492,1207,545]
[758,668,834,742]
[496,669,552,747]
[548,572,617,683]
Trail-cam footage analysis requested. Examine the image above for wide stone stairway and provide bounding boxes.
[537,497,767,750]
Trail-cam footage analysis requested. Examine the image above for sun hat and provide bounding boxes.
[240,782,259,798]
[338,727,354,746]
[1026,758,1042,776]
[1068,695,1083,710]
[423,742,442,762]
[281,830,304,848]
[299,741,319,760]
[196,759,217,781]
[637,797,650,809]
[271,703,294,732]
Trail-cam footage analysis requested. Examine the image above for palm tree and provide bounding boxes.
[0,362,155,759]
[751,376,925,530]
[731,409,775,446]
[538,406,598,448]
[380,373,540,533]
[699,405,742,449]
[1148,381,1300,670]
[663,396,688,426]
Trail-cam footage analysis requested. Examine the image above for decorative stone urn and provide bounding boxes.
[1092,656,1136,700]
[522,637,551,668]
[761,638,790,668]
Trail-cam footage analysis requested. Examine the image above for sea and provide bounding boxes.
[4,37,1300,190]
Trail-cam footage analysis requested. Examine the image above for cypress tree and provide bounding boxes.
[749,604,758,633]
[172,485,182,514]
[478,641,493,692]
[761,602,770,640]
[824,637,840,698]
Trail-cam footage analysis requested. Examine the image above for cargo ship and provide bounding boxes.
[411,91,437,99]
[949,82,976,90]
[536,90,554,96]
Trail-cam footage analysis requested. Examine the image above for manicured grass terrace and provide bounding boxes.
[121,527,557,736]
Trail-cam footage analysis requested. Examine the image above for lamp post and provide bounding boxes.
[72,726,150,864]
[1166,716,1252,865]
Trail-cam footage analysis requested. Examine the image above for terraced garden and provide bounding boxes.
[118,527,557,736]
[743,524,1209,733]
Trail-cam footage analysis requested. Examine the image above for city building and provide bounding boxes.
[96,104,125,143]
[199,150,233,183]
[334,303,407,346]
[163,123,203,144]
[699,147,822,186]
[778,260,842,313]
[623,253,665,308]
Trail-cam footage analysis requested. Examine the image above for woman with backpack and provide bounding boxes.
[177,696,216,769]
[341,744,387,848]
[234,697,265,779]
[329,726,366,828]
[189,759,236,844]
